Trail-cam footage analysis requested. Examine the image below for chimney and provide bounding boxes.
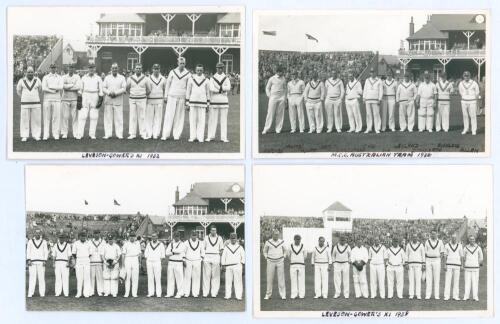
[175,186,179,203]
[409,16,415,37]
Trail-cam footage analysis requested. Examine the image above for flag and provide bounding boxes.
[262,30,276,36]
[430,205,434,215]
[305,33,318,42]
[113,199,121,206]
[405,207,408,215]
[84,200,88,205]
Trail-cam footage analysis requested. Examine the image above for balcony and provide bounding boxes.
[86,35,240,47]
[398,49,486,59]
[166,213,244,223]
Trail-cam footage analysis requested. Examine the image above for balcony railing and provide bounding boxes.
[398,49,486,59]
[87,35,240,46]
[166,213,244,222]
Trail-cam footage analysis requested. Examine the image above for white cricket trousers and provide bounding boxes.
[43,99,61,139]
[369,263,385,298]
[60,100,78,137]
[345,98,362,132]
[387,265,404,298]
[77,93,99,139]
[90,263,104,296]
[146,102,163,139]
[444,265,460,300]
[305,101,324,133]
[146,260,162,297]
[418,99,434,131]
[225,263,243,299]
[103,264,119,297]
[435,101,450,132]
[266,259,286,297]
[461,100,477,133]
[183,260,201,297]
[381,96,396,131]
[202,259,221,297]
[124,258,139,297]
[463,269,479,300]
[263,97,285,133]
[207,107,228,141]
[408,264,422,298]
[167,261,184,297]
[425,258,441,299]
[288,96,305,132]
[314,263,329,298]
[334,262,350,298]
[325,98,342,132]
[162,96,186,140]
[365,101,381,132]
[54,261,69,296]
[129,98,147,138]
[20,105,42,139]
[399,100,415,131]
[290,264,305,298]
[28,262,45,297]
[352,265,369,298]
[189,107,207,142]
[104,103,123,138]
[75,261,91,297]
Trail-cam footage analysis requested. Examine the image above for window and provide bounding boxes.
[335,217,350,222]
[127,52,139,71]
[101,51,112,60]
[222,54,233,73]
[219,24,240,37]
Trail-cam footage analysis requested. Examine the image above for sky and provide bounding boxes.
[258,11,429,55]
[253,165,491,220]
[25,165,243,216]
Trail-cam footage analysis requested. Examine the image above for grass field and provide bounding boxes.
[26,262,245,312]
[259,255,487,312]
[258,93,486,153]
[12,92,240,153]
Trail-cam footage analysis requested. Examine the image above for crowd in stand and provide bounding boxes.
[13,35,59,82]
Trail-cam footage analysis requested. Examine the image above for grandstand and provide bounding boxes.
[13,35,61,81]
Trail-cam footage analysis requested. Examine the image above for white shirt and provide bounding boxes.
[27,238,49,263]
[72,240,93,263]
[127,74,148,99]
[350,246,369,263]
[221,243,245,266]
[203,235,224,262]
[103,73,127,105]
[52,241,72,262]
[383,79,397,96]
[425,239,445,258]
[363,77,383,101]
[263,239,286,261]
[17,77,42,105]
[210,73,231,106]
[166,240,185,262]
[303,80,325,103]
[186,74,210,107]
[184,239,205,261]
[385,246,406,266]
[288,243,307,265]
[90,239,104,263]
[417,81,437,100]
[102,243,121,261]
[325,78,345,99]
[122,240,142,257]
[368,245,386,265]
[144,241,166,261]
[437,80,453,100]
[80,74,103,96]
[345,79,363,100]
[458,80,480,101]
[311,244,332,264]
[265,74,286,99]
[406,241,425,264]
[332,243,351,263]
[166,68,191,98]
[396,81,418,102]
[463,244,483,269]
[42,72,63,100]
[62,74,81,101]
[444,242,463,266]
[287,79,305,98]
[147,74,166,104]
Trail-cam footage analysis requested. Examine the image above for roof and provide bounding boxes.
[407,22,448,40]
[97,13,145,23]
[323,201,352,213]
[429,14,486,31]
[148,215,166,225]
[216,13,240,24]
[191,182,245,199]
[379,55,400,66]
[173,192,209,206]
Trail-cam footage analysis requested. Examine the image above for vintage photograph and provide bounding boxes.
[253,165,492,317]
[25,165,245,311]
[254,11,489,157]
[8,6,244,159]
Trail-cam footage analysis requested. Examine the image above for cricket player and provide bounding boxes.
[26,229,49,297]
[52,233,72,297]
[41,63,63,140]
[443,234,463,301]
[362,68,383,133]
[262,66,287,135]
[351,238,369,298]
[122,234,141,298]
[102,234,121,297]
[435,72,454,132]
[202,226,224,298]
[287,71,306,133]
[396,73,418,132]
[463,235,483,301]
[263,229,287,300]
[77,64,103,140]
[102,63,126,139]
[162,57,191,140]
[186,64,210,143]
[146,64,166,139]
[144,233,165,297]
[16,66,42,141]
[381,71,397,132]
[332,236,351,298]
[127,64,149,139]
[368,237,386,299]
[89,231,104,296]
[183,231,205,297]
[406,233,425,299]
[416,71,437,132]
[345,72,363,133]
[385,237,406,299]
[303,71,325,133]
[61,64,81,139]
[424,230,445,299]
[208,62,231,142]
[165,231,185,298]
[72,232,93,298]
[458,71,480,135]
[312,236,331,299]
[221,233,245,300]
[288,234,307,299]
[324,70,345,133]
